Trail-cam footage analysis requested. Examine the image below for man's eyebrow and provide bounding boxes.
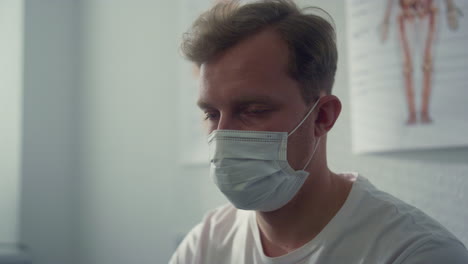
[196,95,280,110]
[197,100,213,110]
[232,95,279,106]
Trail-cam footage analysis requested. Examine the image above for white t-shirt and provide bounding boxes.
[170,174,468,264]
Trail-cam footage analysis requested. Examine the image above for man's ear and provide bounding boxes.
[314,95,342,137]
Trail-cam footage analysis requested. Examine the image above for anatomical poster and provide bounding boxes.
[346,0,468,153]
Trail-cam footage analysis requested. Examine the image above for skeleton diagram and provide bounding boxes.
[380,0,462,125]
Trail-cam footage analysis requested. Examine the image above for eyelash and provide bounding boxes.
[204,111,219,121]
[203,107,271,121]
[243,108,269,115]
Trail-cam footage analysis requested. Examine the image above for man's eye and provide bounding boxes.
[204,112,219,121]
[243,108,270,115]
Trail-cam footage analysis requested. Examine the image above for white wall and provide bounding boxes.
[0,0,23,245]
[20,1,80,263]
[16,1,189,263]
[79,1,180,263]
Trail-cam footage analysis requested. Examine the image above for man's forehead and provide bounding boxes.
[201,28,289,77]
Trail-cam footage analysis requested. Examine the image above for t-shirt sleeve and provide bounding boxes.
[168,223,203,264]
[399,238,468,264]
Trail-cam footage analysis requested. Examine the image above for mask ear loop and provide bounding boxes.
[286,98,321,171]
[302,137,320,170]
[288,98,321,137]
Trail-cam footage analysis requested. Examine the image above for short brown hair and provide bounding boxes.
[181,0,338,104]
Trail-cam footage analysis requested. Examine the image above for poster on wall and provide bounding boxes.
[346,0,468,153]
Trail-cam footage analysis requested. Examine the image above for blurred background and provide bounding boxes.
[1,0,467,263]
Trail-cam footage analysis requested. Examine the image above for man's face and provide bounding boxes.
[197,29,318,170]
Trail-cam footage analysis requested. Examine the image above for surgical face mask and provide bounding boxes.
[207,99,321,212]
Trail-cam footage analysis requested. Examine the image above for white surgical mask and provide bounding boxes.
[207,99,321,212]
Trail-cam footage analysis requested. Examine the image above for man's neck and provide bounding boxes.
[255,169,353,257]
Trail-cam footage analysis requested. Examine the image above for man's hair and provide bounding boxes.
[180,0,338,104]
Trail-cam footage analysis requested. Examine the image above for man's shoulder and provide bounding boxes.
[170,204,253,264]
[202,203,251,231]
[357,177,456,238]
[169,204,252,264]
[395,236,468,264]
[349,176,468,262]
[183,203,249,240]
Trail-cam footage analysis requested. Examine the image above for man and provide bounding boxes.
[170,1,468,263]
